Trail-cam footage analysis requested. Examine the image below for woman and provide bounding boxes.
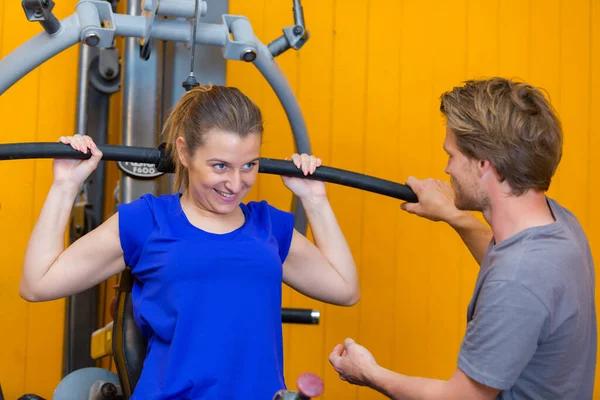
[19,85,359,399]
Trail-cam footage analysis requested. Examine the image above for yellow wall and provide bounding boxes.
[228,0,600,398]
[1,0,599,399]
[0,0,79,397]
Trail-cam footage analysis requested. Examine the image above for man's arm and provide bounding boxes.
[369,365,499,400]
[330,281,548,398]
[401,177,492,265]
[329,338,499,400]
[444,211,492,265]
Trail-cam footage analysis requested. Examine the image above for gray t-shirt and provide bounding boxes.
[458,198,597,399]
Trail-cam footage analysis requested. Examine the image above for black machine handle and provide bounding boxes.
[281,308,319,325]
[0,142,418,202]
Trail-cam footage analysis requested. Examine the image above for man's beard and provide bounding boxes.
[452,177,488,212]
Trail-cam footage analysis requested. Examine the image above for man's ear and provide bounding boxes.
[175,137,189,168]
[477,159,492,177]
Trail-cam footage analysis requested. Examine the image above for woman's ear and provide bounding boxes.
[175,136,189,168]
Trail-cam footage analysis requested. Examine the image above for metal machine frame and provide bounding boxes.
[2,0,316,378]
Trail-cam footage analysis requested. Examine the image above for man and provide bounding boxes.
[329,78,597,399]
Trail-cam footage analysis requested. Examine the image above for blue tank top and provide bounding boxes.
[117,193,295,399]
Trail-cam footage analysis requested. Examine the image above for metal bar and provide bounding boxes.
[0,13,80,95]
[120,0,161,203]
[113,15,228,46]
[0,143,419,202]
[75,45,93,135]
[281,308,320,325]
[253,43,310,154]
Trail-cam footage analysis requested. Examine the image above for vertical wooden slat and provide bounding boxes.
[0,2,43,397]
[461,0,499,341]
[0,0,4,57]
[356,0,402,398]
[589,0,600,395]
[497,0,531,79]
[320,0,369,398]
[466,0,498,79]
[427,0,469,380]
[285,0,336,394]
[556,0,590,229]
[529,0,561,199]
[393,0,435,378]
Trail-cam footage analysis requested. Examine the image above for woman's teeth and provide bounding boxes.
[216,190,235,198]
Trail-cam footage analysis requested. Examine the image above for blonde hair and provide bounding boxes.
[440,78,563,195]
[163,85,264,191]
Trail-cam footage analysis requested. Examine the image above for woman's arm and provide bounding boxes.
[280,154,360,306]
[20,135,126,302]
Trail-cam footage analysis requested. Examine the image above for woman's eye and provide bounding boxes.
[214,164,226,170]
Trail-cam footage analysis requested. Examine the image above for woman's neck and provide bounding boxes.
[180,190,245,234]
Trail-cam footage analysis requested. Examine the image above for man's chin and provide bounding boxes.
[455,204,468,211]
[455,199,478,212]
